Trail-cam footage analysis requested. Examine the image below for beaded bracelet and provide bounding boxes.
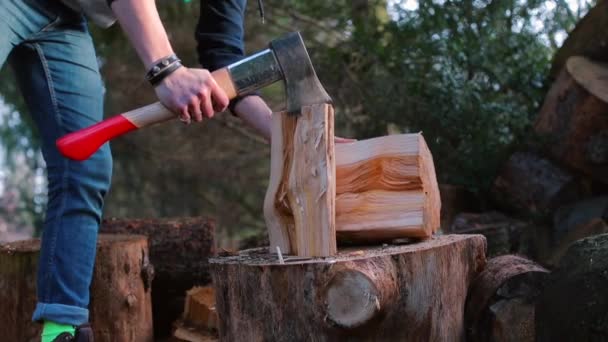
[145,54,182,86]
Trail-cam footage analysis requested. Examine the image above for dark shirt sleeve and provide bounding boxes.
[196,0,247,71]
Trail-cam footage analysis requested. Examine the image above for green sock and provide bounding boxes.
[41,321,76,342]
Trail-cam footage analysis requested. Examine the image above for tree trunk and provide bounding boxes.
[536,233,608,341]
[0,234,153,342]
[210,234,486,342]
[465,255,549,342]
[535,65,608,183]
[100,217,215,338]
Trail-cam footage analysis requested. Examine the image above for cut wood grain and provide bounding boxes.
[264,104,336,257]
[335,133,441,241]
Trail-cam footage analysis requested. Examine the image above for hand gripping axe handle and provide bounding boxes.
[56,32,331,161]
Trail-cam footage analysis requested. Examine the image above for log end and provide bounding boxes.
[324,270,382,329]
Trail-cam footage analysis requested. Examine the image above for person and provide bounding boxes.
[0,0,237,341]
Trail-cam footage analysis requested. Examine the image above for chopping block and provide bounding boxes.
[209,234,486,342]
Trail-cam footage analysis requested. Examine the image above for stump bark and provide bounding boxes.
[0,234,154,342]
[465,255,549,342]
[210,234,486,342]
[100,217,215,337]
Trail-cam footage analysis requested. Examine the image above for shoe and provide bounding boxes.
[51,323,94,342]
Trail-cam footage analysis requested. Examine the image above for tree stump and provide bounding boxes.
[536,233,608,341]
[0,234,154,342]
[100,217,215,337]
[465,255,549,342]
[210,234,486,342]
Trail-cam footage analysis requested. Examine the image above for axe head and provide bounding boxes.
[270,32,332,115]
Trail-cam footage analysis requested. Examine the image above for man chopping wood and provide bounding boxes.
[0,0,276,341]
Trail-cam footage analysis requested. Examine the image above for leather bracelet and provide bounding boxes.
[145,54,181,84]
[148,60,183,86]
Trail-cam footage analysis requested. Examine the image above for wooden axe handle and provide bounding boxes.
[56,68,238,161]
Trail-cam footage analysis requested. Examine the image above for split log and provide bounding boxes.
[100,217,215,337]
[335,133,441,241]
[172,286,218,342]
[465,255,549,342]
[265,130,442,254]
[264,103,336,257]
[0,234,153,342]
[492,152,586,216]
[449,212,527,257]
[535,61,608,183]
[210,234,486,341]
[536,233,608,341]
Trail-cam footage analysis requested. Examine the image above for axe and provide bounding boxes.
[56,32,331,161]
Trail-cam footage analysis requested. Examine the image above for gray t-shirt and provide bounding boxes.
[61,0,116,28]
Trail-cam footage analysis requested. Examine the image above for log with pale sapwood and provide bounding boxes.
[100,217,215,337]
[465,255,549,342]
[535,57,608,183]
[264,111,441,256]
[209,234,486,342]
[0,234,154,342]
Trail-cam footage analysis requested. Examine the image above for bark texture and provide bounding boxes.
[492,152,587,216]
[210,234,486,342]
[535,66,608,184]
[465,255,549,342]
[0,234,154,342]
[536,233,608,341]
[100,217,215,337]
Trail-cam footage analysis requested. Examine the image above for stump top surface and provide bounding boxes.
[210,234,485,265]
[0,238,41,254]
[0,234,148,254]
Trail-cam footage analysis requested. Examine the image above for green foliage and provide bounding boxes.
[283,0,594,194]
[0,0,597,242]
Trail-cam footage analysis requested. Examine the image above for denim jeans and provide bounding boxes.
[0,0,112,325]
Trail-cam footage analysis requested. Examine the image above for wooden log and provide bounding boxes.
[172,286,218,342]
[536,233,608,341]
[465,255,549,342]
[335,133,441,241]
[0,234,153,342]
[534,64,608,183]
[449,212,527,257]
[550,0,608,78]
[264,103,336,257]
[210,234,486,341]
[492,152,587,216]
[100,217,215,338]
[439,184,479,231]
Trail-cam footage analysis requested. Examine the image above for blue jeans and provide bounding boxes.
[0,0,112,325]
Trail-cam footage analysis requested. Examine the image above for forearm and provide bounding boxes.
[233,96,272,142]
[110,0,174,68]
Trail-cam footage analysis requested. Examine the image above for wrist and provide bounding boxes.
[145,54,183,86]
